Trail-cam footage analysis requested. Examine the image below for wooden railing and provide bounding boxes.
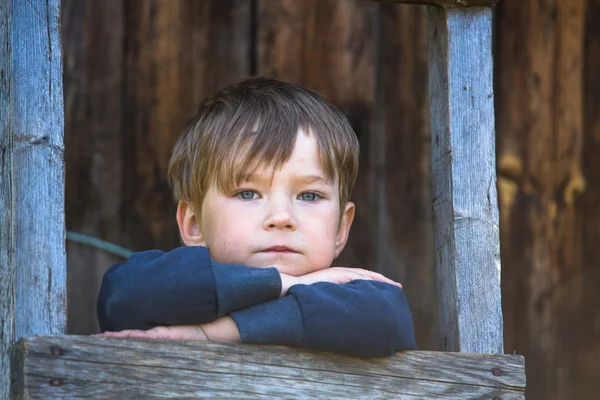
[12,336,525,399]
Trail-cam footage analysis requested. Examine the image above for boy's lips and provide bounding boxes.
[261,246,299,253]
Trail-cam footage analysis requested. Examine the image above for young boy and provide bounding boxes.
[97,77,416,357]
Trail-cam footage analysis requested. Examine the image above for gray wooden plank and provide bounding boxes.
[428,6,503,354]
[371,0,499,7]
[13,335,525,399]
[0,0,66,398]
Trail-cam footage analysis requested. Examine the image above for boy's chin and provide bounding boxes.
[215,253,333,276]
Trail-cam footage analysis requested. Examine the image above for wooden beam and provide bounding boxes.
[12,336,525,399]
[0,0,66,398]
[428,7,503,353]
[370,0,499,8]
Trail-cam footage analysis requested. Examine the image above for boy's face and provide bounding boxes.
[177,130,355,276]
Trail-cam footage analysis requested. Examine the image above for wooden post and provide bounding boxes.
[428,6,503,353]
[0,0,66,398]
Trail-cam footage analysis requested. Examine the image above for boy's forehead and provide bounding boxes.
[238,130,336,183]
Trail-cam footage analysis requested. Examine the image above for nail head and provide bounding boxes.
[49,378,64,387]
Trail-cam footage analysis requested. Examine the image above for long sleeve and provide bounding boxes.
[231,280,416,357]
[97,246,281,332]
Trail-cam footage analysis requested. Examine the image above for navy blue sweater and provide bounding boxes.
[97,246,416,357]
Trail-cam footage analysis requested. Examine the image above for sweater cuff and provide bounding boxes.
[230,296,304,347]
[212,262,281,317]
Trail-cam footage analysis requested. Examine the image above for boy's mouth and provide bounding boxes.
[262,246,299,253]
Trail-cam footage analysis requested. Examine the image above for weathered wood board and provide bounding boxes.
[1,0,66,399]
[62,0,253,334]
[496,0,591,398]
[12,336,525,399]
[428,6,503,354]
[378,3,438,350]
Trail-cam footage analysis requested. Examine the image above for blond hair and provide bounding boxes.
[168,77,359,216]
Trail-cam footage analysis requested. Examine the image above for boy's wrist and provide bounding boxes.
[279,273,297,297]
[200,316,241,343]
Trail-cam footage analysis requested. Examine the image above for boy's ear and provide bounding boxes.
[334,201,355,258]
[176,202,206,246]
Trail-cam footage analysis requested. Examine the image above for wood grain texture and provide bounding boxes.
[0,1,66,398]
[378,4,438,350]
[428,7,503,354]
[372,0,499,8]
[580,0,600,398]
[584,0,600,399]
[496,0,589,398]
[257,0,377,270]
[122,0,252,252]
[62,0,125,336]
[62,0,252,334]
[12,335,525,399]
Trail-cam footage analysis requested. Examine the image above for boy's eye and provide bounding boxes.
[299,192,319,202]
[238,190,258,200]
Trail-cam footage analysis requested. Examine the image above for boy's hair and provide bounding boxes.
[168,77,360,216]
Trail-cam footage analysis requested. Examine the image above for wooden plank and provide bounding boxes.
[496,0,588,398]
[257,0,377,270]
[12,335,525,399]
[371,0,499,8]
[61,0,253,334]
[62,0,125,336]
[580,0,600,397]
[378,3,438,350]
[428,7,503,353]
[120,0,252,253]
[0,0,66,398]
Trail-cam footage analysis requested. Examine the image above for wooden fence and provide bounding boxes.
[1,0,526,398]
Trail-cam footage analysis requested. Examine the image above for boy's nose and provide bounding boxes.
[264,208,297,231]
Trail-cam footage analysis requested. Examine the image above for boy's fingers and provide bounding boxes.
[99,331,126,337]
[127,331,153,339]
[100,330,147,338]
[353,269,403,289]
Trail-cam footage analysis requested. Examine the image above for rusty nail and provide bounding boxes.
[49,378,64,387]
[51,346,64,356]
[492,368,503,377]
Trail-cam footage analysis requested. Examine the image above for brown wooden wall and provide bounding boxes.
[62,1,599,399]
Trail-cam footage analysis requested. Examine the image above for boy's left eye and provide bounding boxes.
[299,192,320,202]
[238,190,258,200]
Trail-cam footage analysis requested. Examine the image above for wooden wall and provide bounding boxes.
[496,0,600,398]
[62,0,599,399]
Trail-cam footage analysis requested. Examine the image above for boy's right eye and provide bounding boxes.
[238,190,258,200]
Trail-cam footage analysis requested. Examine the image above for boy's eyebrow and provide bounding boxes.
[240,173,333,185]
[293,174,333,185]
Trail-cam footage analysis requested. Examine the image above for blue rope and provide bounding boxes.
[66,231,134,259]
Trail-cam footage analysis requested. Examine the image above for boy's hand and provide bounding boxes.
[99,325,209,341]
[279,267,403,297]
[98,316,240,343]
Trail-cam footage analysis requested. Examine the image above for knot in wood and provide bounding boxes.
[28,136,49,145]
[49,378,64,387]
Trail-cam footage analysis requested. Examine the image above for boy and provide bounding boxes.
[97,77,416,357]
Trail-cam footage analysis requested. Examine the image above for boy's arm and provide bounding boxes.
[97,246,281,332]
[230,280,416,357]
